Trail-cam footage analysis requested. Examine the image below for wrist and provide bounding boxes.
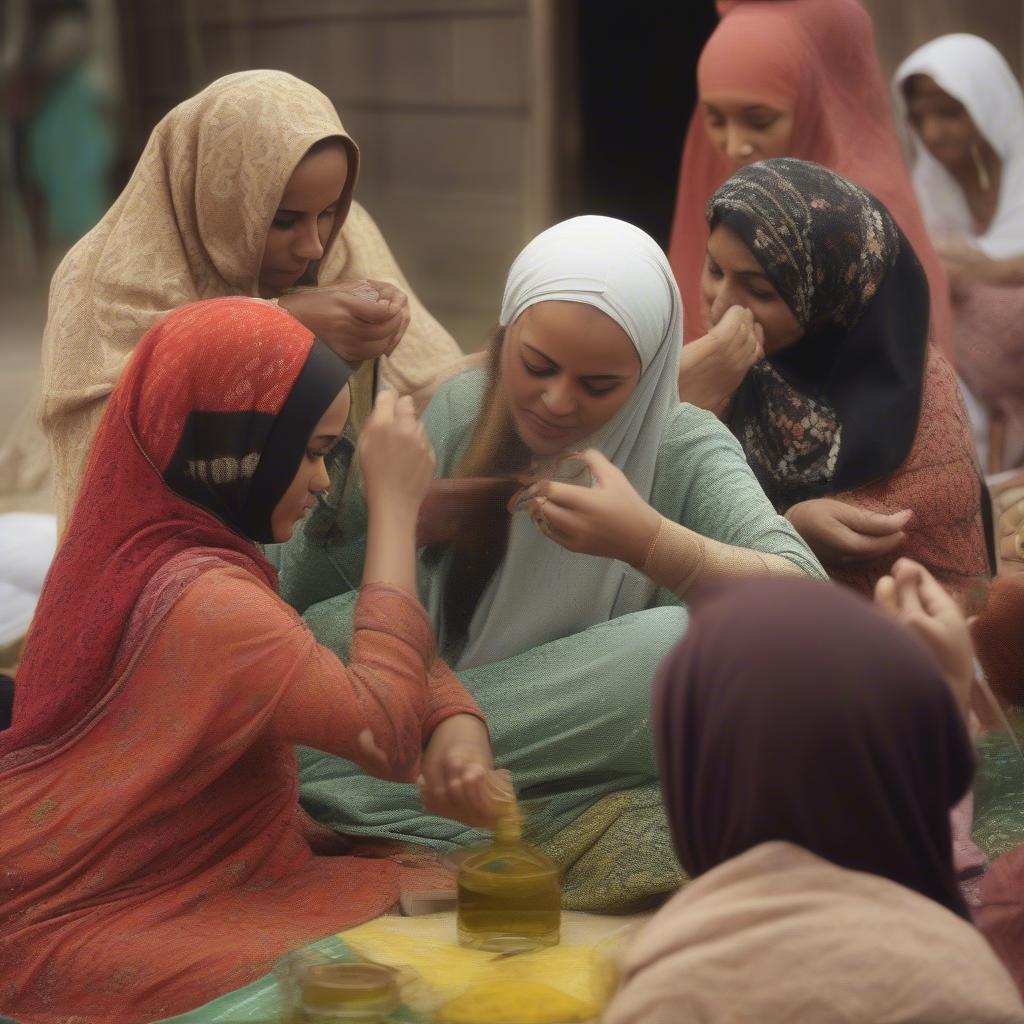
[626,508,665,569]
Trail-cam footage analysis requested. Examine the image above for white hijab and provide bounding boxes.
[457,216,683,669]
[894,34,1024,258]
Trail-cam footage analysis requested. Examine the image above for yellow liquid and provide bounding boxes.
[457,816,561,950]
[297,963,397,1022]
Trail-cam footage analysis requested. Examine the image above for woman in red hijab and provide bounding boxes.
[671,0,952,409]
[0,298,501,1024]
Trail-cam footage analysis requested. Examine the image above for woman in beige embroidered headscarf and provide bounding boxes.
[39,69,463,529]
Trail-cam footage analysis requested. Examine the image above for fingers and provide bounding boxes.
[529,479,594,513]
[420,749,505,828]
[836,504,913,537]
[575,448,615,485]
[892,561,954,614]
[528,495,576,546]
[394,392,416,422]
[356,728,395,778]
[874,574,900,617]
[370,387,397,422]
[751,320,765,359]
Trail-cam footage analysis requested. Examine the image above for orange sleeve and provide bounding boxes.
[423,657,486,739]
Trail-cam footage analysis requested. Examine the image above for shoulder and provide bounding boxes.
[657,401,746,462]
[143,550,294,636]
[421,367,488,448]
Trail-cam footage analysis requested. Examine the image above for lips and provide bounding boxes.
[522,408,573,439]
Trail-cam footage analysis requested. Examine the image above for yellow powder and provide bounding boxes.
[438,980,596,1023]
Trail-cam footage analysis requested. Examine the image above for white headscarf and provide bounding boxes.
[894,34,1024,258]
[457,216,683,669]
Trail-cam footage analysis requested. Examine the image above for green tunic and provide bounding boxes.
[273,370,825,909]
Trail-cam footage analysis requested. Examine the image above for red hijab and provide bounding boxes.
[4,297,351,758]
[669,0,951,355]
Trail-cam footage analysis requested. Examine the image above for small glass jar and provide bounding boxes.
[276,955,398,1023]
[457,804,561,952]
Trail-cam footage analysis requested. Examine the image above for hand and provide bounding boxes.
[998,493,1024,569]
[277,278,411,365]
[785,498,912,565]
[419,714,511,828]
[358,390,436,513]
[521,449,662,566]
[678,305,764,411]
[934,237,1003,288]
[874,558,974,715]
[355,728,421,783]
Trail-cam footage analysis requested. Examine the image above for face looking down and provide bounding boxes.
[903,74,984,172]
[701,223,802,355]
[270,383,351,543]
[259,140,350,298]
[702,95,796,170]
[500,301,642,457]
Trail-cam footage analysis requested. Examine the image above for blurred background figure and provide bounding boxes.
[3,0,117,276]
[896,35,1024,476]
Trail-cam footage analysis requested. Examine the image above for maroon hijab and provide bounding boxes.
[652,577,974,917]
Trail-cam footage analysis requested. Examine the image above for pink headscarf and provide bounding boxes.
[669,0,952,357]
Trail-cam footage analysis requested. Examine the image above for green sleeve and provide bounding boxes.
[653,403,827,583]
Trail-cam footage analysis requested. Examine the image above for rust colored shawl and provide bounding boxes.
[39,70,462,529]
[669,0,951,356]
[0,298,478,1022]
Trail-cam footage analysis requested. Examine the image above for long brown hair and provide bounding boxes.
[442,326,531,644]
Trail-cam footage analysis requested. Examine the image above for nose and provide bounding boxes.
[294,217,325,262]
[723,124,753,162]
[708,280,735,326]
[310,460,330,494]
[918,115,945,149]
[542,376,577,417]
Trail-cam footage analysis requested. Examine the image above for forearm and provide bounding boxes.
[638,516,804,599]
[424,657,487,737]
[272,582,433,776]
[362,502,419,595]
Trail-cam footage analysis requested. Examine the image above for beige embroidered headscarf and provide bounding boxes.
[40,69,461,528]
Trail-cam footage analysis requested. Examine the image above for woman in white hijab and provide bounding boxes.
[275,215,824,911]
[895,35,1024,472]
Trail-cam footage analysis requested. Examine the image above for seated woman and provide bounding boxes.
[605,569,1024,1024]
[38,69,462,532]
[896,34,1024,473]
[670,0,952,406]
[276,215,824,911]
[0,298,502,1024]
[699,157,989,598]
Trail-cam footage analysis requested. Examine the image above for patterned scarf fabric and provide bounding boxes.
[708,158,929,509]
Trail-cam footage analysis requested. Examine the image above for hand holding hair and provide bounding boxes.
[277,278,410,364]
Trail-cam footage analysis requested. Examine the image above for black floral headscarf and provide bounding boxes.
[706,158,929,508]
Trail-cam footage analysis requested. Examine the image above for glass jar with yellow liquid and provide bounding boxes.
[276,956,399,1023]
[456,802,561,952]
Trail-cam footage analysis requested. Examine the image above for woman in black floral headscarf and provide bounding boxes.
[701,157,990,598]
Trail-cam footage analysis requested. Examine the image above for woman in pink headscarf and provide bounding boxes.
[670,0,952,412]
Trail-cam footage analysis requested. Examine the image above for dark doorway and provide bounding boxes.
[570,1,717,248]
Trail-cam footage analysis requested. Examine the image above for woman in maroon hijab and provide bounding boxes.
[605,568,1024,1023]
